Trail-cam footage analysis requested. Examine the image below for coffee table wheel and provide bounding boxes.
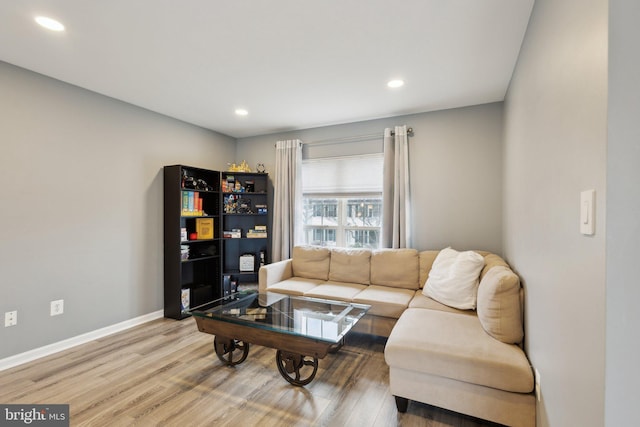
[213,337,249,366]
[275,350,318,386]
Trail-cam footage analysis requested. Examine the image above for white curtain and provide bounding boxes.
[272,139,303,261]
[382,125,411,248]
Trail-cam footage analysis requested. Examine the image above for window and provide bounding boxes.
[302,197,382,248]
[300,154,383,249]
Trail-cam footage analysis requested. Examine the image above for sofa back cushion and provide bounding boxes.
[370,248,419,289]
[328,248,372,284]
[292,246,331,280]
[477,265,524,344]
[480,253,509,280]
[418,250,440,288]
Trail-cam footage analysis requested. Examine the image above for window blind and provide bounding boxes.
[301,153,383,194]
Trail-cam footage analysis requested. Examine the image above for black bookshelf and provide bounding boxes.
[163,165,221,319]
[221,172,270,295]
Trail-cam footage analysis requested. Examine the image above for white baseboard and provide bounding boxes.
[0,310,164,372]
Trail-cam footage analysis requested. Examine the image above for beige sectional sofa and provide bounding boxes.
[258,245,535,427]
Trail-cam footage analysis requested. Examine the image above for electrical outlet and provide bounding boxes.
[50,299,64,316]
[534,368,541,401]
[4,311,17,327]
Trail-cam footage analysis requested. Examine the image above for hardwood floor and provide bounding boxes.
[0,318,502,426]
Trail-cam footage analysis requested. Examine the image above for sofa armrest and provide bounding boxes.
[259,259,293,293]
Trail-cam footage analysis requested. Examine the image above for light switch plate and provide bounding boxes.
[580,190,595,235]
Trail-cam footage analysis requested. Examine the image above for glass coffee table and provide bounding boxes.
[189,291,370,386]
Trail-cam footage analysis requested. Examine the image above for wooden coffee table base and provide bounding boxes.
[195,316,343,386]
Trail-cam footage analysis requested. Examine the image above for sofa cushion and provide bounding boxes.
[409,291,476,316]
[385,308,534,393]
[370,249,419,289]
[292,246,331,280]
[328,248,371,285]
[423,248,485,310]
[352,285,414,318]
[477,266,524,344]
[480,253,509,280]
[303,281,368,302]
[418,250,440,288]
[267,277,325,296]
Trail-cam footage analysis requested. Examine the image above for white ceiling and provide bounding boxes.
[0,1,534,138]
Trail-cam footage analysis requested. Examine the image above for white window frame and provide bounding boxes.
[302,193,382,248]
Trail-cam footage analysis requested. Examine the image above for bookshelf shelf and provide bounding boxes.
[182,255,220,263]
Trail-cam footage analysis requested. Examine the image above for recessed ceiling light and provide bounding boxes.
[35,16,65,32]
[235,108,249,116]
[387,79,405,88]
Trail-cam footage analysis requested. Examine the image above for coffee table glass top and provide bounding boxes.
[189,291,370,344]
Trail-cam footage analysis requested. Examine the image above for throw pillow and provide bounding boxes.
[477,265,524,344]
[423,247,485,310]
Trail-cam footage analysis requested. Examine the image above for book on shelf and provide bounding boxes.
[188,191,195,212]
[195,218,214,239]
[182,192,189,213]
[223,229,242,238]
[182,191,203,216]
[247,227,267,238]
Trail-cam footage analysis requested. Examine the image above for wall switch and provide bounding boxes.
[580,190,595,235]
[534,368,541,401]
[4,311,17,327]
[50,299,64,316]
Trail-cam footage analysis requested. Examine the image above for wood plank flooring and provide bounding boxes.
[0,318,502,426]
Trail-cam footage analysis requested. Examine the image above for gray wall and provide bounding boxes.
[237,103,504,254]
[0,61,236,359]
[502,0,607,426]
[605,1,640,424]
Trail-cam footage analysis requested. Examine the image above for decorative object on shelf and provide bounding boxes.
[182,173,214,191]
[256,204,268,214]
[192,245,217,257]
[224,194,237,213]
[223,275,231,297]
[256,163,266,173]
[239,254,255,272]
[181,245,190,260]
[227,160,252,172]
[236,198,253,214]
[181,288,190,313]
